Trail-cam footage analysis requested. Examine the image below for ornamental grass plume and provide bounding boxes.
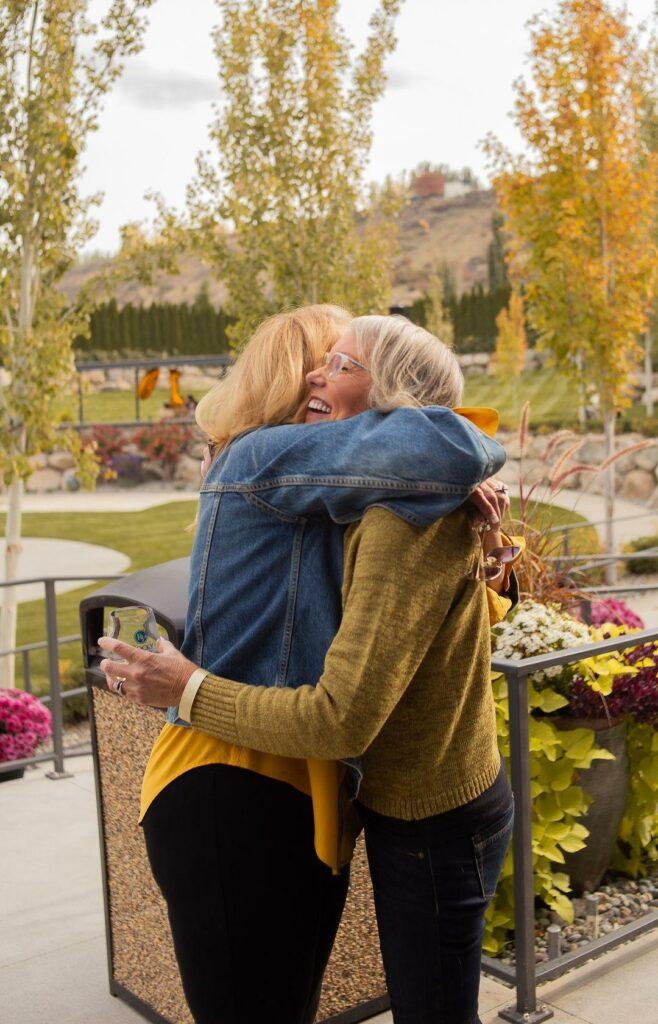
[507,402,652,606]
[0,689,52,764]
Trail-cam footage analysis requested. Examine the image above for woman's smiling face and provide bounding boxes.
[304,329,371,423]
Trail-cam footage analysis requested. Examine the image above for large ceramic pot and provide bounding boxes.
[555,718,629,894]
[0,766,25,782]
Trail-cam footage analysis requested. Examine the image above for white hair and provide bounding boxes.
[350,315,464,410]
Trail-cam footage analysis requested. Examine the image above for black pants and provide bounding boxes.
[142,764,350,1024]
[358,765,514,1024]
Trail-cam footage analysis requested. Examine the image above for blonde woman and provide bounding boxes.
[101,311,512,1024]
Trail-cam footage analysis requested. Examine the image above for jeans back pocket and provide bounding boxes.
[472,802,514,900]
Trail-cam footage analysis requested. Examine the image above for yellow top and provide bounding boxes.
[140,406,519,871]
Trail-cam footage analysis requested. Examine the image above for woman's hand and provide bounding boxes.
[98,636,198,708]
[200,444,213,482]
[468,478,510,529]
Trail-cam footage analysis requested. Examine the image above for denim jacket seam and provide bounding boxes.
[194,492,222,666]
[201,478,472,496]
[242,490,307,525]
[276,524,305,686]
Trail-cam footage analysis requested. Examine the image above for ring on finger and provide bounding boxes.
[113,677,126,696]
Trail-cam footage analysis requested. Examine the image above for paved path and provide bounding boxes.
[0,489,196,514]
[3,755,658,1024]
[0,538,131,602]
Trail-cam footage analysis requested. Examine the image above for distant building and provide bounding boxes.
[410,171,446,198]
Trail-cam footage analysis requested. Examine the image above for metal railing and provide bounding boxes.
[72,354,234,426]
[486,625,658,1023]
[0,575,122,779]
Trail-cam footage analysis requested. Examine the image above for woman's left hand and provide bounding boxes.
[98,636,198,707]
[468,478,511,528]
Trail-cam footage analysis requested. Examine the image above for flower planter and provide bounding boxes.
[555,717,629,894]
[0,766,25,782]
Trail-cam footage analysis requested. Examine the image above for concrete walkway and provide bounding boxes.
[0,488,196,514]
[3,755,658,1024]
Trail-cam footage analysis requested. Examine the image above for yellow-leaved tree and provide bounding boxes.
[493,290,526,416]
[184,0,404,346]
[0,0,154,687]
[486,0,658,582]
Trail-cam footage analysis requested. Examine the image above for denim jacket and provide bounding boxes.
[171,408,506,792]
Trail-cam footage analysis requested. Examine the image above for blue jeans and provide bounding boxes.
[359,776,513,1024]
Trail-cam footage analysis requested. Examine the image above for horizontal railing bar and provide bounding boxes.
[40,686,88,704]
[0,744,92,774]
[534,910,658,983]
[0,633,81,657]
[61,418,197,431]
[481,955,516,986]
[76,355,233,371]
[549,550,658,563]
[492,626,658,677]
[582,583,658,595]
[0,575,124,588]
[546,509,658,533]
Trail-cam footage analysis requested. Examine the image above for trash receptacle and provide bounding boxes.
[81,559,388,1024]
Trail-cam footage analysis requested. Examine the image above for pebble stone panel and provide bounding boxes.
[91,686,387,1023]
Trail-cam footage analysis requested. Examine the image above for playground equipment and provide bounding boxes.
[136,366,185,407]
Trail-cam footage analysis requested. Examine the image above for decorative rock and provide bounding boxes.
[82,369,106,387]
[635,447,658,472]
[175,455,203,485]
[48,451,76,471]
[63,469,80,492]
[622,469,656,503]
[26,468,62,493]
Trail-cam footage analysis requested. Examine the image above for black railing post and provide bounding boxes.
[43,580,73,780]
[134,366,141,422]
[499,670,553,1024]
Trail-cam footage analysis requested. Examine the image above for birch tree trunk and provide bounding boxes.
[645,328,654,417]
[0,477,25,688]
[603,408,617,586]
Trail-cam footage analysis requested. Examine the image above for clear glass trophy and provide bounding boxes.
[105,604,162,656]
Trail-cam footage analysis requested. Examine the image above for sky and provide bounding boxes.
[84,0,657,253]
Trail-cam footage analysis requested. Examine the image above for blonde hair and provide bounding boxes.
[350,314,464,411]
[196,304,352,448]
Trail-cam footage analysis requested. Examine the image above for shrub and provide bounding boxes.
[84,424,125,482]
[133,423,193,479]
[0,689,52,763]
[588,598,645,630]
[624,535,658,575]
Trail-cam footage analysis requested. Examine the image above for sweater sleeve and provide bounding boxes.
[190,510,469,760]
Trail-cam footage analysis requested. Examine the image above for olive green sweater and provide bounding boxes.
[190,506,501,820]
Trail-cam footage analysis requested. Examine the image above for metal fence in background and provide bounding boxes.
[0,576,122,778]
[486,625,658,1023]
[72,354,234,426]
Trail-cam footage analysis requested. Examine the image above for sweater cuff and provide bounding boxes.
[189,674,242,745]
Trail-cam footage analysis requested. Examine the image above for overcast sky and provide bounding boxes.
[84,0,657,253]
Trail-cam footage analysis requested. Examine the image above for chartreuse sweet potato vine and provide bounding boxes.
[485,629,646,956]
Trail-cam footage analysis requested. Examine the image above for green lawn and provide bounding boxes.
[463,366,656,434]
[57,388,208,425]
[2,497,597,707]
[2,501,197,701]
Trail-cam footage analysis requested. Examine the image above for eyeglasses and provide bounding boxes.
[469,524,521,583]
[322,352,369,379]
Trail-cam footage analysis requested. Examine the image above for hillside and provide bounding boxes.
[61,188,497,310]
